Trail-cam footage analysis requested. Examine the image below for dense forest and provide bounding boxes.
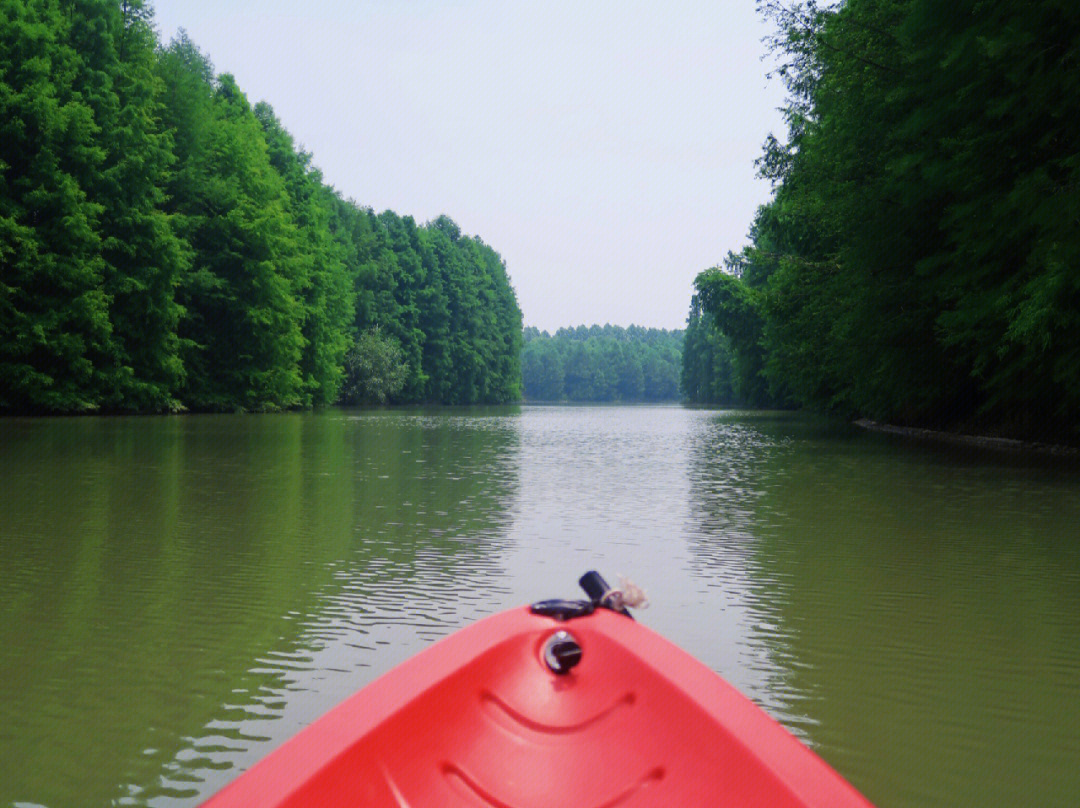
[0,0,522,413]
[522,325,682,402]
[687,0,1080,441]
[680,296,739,406]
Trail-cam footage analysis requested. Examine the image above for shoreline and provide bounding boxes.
[853,419,1079,457]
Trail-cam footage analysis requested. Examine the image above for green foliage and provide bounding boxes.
[521,325,682,402]
[0,0,114,410]
[694,0,1080,440]
[91,0,187,410]
[521,332,565,400]
[416,217,522,404]
[0,12,522,413]
[159,56,305,411]
[340,327,408,405]
[255,102,353,406]
[694,267,779,407]
[327,205,521,406]
[0,0,185,411]
[680,295,736,405]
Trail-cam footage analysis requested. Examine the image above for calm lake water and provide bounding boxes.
[2,406,1079,807]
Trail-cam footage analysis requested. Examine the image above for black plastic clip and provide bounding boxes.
[529,598,595,621]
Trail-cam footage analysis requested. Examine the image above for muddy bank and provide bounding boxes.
[853,419,1079,457]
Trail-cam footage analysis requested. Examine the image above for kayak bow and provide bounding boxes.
[201,572,875,807]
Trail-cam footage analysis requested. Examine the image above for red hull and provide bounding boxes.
[202,606,875,807]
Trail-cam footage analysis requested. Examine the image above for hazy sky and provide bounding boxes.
[152,1,786,332]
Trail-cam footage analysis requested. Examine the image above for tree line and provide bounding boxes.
[0,0,522,413]
[684,0,1080,441]
[522,325,682,402]
[680,296,738,406]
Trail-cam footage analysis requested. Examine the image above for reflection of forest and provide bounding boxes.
[684,412,786,564]
[682,411,812,726]
[691,414,1080,808]
[0,410,520,807]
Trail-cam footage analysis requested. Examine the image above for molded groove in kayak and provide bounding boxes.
[592,766,666,808]
[442,763,516,808]
[442,762,665,808]
[479,689,635,735]
[381,765,414,808]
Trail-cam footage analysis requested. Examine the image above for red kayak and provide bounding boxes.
[202,573,875,807]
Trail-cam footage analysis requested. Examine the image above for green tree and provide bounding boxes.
[255,102,353,406]
[615,346,644,401]
[158,39,304,410]
[89,0,187,409]
[521,333,565,400]
[680,295,736,405]
[0,0,185,411]
[0,0,123,410]
[340,326,408,404]
[694,265,776,407]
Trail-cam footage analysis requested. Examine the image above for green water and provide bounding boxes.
[1,407,1078,807]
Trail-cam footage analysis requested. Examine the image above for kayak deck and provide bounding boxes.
[202,606,874,807]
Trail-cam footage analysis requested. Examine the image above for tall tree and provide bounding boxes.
[0,0,119,410]
[158,38,304,410]
[680,295,736,405]
[86,0,186,409]
[255,102,352,406]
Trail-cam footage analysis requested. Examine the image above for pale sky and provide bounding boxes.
[152,1,785,332]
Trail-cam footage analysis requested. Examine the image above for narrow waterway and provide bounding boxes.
[1,407,1078,807]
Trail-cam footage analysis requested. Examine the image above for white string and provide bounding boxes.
[602,575,650,610]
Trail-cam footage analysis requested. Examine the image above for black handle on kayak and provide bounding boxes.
[578,571,632,618]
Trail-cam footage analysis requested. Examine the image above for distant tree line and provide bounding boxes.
[522,325,682,402]
[0,1,521,413]
[688,0,1080,441]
